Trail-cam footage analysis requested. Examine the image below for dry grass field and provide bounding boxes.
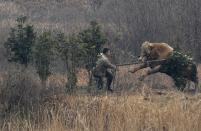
[1,91,201,131]
[0,65,200,131]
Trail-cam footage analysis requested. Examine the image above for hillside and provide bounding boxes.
[0,0,201,63]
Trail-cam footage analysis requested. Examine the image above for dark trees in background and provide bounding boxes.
[56,33,83,92]
[78,21,107,85]
[1,0,201,63]
[54,21,107,91]
[2,0,201,91]
[4,16,36,67]
[3,16,108,90]
[96,0,201,62]
[33,32,54,87]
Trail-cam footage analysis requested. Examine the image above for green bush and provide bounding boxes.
[56,33,83,93]
[161,51,194,90]
[4,16,36,67]
[33,32,54,87]
[78,21,107,85]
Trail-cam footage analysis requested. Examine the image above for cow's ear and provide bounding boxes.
[144,41,149,45]
[149,43,154,50]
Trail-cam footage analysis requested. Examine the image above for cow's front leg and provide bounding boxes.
[139,65,162,81]
[129,63,147,73]
[194,80,199,92]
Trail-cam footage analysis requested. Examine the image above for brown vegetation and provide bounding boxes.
[1,91,201,131]
[0,0,201,130]
[0,65,200,131]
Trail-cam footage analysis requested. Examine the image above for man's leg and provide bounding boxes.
[94,75,103,89]
[105,71,114,92]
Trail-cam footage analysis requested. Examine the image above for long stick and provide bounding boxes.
[116,59,167,67]
[116,61,141,66]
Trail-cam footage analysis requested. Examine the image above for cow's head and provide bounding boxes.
[139,41,153,62]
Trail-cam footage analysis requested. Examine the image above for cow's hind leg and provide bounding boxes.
[194,80,199,92]
[184,80,191,92]
[191,63,198,92]
[184,80,199,93]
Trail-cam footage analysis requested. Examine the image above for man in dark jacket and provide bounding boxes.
[93,48,116,92]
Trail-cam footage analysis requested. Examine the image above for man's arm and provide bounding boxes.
[104,59,116,70]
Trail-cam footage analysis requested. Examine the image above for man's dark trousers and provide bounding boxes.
[94,71,113,90]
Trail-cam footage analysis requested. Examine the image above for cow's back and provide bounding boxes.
[151,43,174,60]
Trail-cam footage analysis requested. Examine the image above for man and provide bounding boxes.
[93,48,116,92]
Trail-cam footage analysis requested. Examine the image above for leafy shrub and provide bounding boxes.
[161,51,195,90]
[4,16,36,67]
[33,32,54,87]
[56,33,83,93]
[78,21,107,85]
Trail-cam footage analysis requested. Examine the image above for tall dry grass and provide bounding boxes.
[0,65,200,131]
[1,91,201,131]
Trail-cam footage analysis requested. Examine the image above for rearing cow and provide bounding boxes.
[130,41,198,90]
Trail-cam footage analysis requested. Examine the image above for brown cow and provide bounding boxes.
[130,41,198,90]
[139,41,174,62]
[130,41,174,75]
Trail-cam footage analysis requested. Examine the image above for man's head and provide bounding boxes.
[103,48,111,56]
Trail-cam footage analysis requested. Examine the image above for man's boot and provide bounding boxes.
[108,88,113,92]
[106,71,114,92]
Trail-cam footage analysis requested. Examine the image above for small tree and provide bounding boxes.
[160,51,194,90]
[56,33,82,93]
[33,32,53,87]
[78,21,107,85]
[4,16,36,67]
